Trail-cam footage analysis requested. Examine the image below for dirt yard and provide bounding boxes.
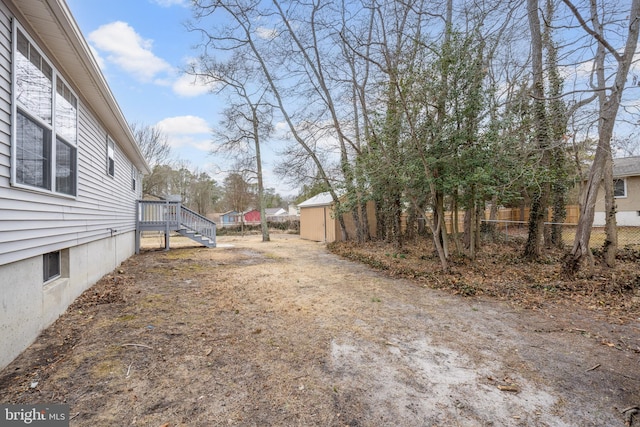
[1,233,638,426]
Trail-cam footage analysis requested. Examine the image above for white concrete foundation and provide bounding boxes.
[593,211,640,227]
[0,232,135,369]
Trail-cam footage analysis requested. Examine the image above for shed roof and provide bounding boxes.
[613,156,640,178]
[298,192,334,208]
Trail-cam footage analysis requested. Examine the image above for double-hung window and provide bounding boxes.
[107,137,115,177]
[614,179,627,198]
[131,164,137,191]
[13,26,78,196]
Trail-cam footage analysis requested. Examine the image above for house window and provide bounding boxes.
[13,26,77,196]
[131,165,137,191]
[15,29,52,124]
[43,251,61,283]
[614,179,626,198]
[107,137,115,177]
[56,138,76,195]
[16,111,51,189]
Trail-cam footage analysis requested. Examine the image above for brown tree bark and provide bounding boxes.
[564,0,640,272]
[523,0,551,260]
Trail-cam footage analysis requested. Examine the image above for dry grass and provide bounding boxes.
[0,234,638,426]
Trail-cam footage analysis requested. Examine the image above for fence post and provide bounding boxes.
[176,201,182,230]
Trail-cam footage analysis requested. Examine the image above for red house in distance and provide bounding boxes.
[243,209,261,223]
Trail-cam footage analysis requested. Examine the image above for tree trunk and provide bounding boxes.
[463,186,477,259]
[434,190,449,259]
[451,195,462,254]
[523,0,551,260]
[359,195,371,242]
[405,203,416,241]
[544,0,568,250]
[253,109,270,243]
[603,153,617,266]
[475,201,482,251]
[392,195,403,249]
[488,195,499,238]
[565,0,640,271]
[567,148,605,272]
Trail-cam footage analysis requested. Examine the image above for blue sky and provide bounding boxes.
[66,0,293,195]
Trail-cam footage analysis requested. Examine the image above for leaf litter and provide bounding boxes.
[0,233,638,426]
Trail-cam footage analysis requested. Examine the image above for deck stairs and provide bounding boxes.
[136,200,217,252]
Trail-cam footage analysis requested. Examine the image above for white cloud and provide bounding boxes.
[156,115,210,137]
[274,121,288,132]
[150,0,187,6]
[192,138,215,151]
[172,73,218,97]
[88,22,215,97]
[88,21,172,82]
[156,116,212,150]
[256,26,278,40]
[167,134,213,150]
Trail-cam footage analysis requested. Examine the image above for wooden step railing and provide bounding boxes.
[136,200,216,252]
[179,204,216,242]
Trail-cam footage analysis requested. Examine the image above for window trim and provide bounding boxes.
[43,250,61,283]
[131,164,137,192]
[15,109,52,190]
[55,136,77,196]
[11,22,78,198]
[614,178,627,199]
[107,136,115,177]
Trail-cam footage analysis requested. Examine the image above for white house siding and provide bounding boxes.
[0,107,141,266]
[593,211,640,227]
[0,4,10,189]
[0,1,145,369]
[593,174,640,227]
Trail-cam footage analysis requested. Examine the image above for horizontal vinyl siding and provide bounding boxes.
[0,3,10,188]
[78,110,138,232]
[0,11,140,267]
[616,176,640,212]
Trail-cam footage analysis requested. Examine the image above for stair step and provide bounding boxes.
[177,228,216,248]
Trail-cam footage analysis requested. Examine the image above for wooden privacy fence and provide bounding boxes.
[433,205,581,234]
[405,206,638,248]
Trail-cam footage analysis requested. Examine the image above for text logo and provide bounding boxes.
[0,405,69,426]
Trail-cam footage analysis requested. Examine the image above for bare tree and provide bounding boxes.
[563,0,640,272]
[130,122,172,167]
[191,50,274,242]
[222,168,255,234]
[189,0,354,239]
[130,122,173,197]
[612,135,640,157]
[523,0,552,259]
[191,170,221,215]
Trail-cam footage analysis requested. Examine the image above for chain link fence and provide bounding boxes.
[480,220,640,248]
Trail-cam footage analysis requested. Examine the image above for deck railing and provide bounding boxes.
[136,200,216,252]
[179,205,216,241]
[137,200,181,231]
